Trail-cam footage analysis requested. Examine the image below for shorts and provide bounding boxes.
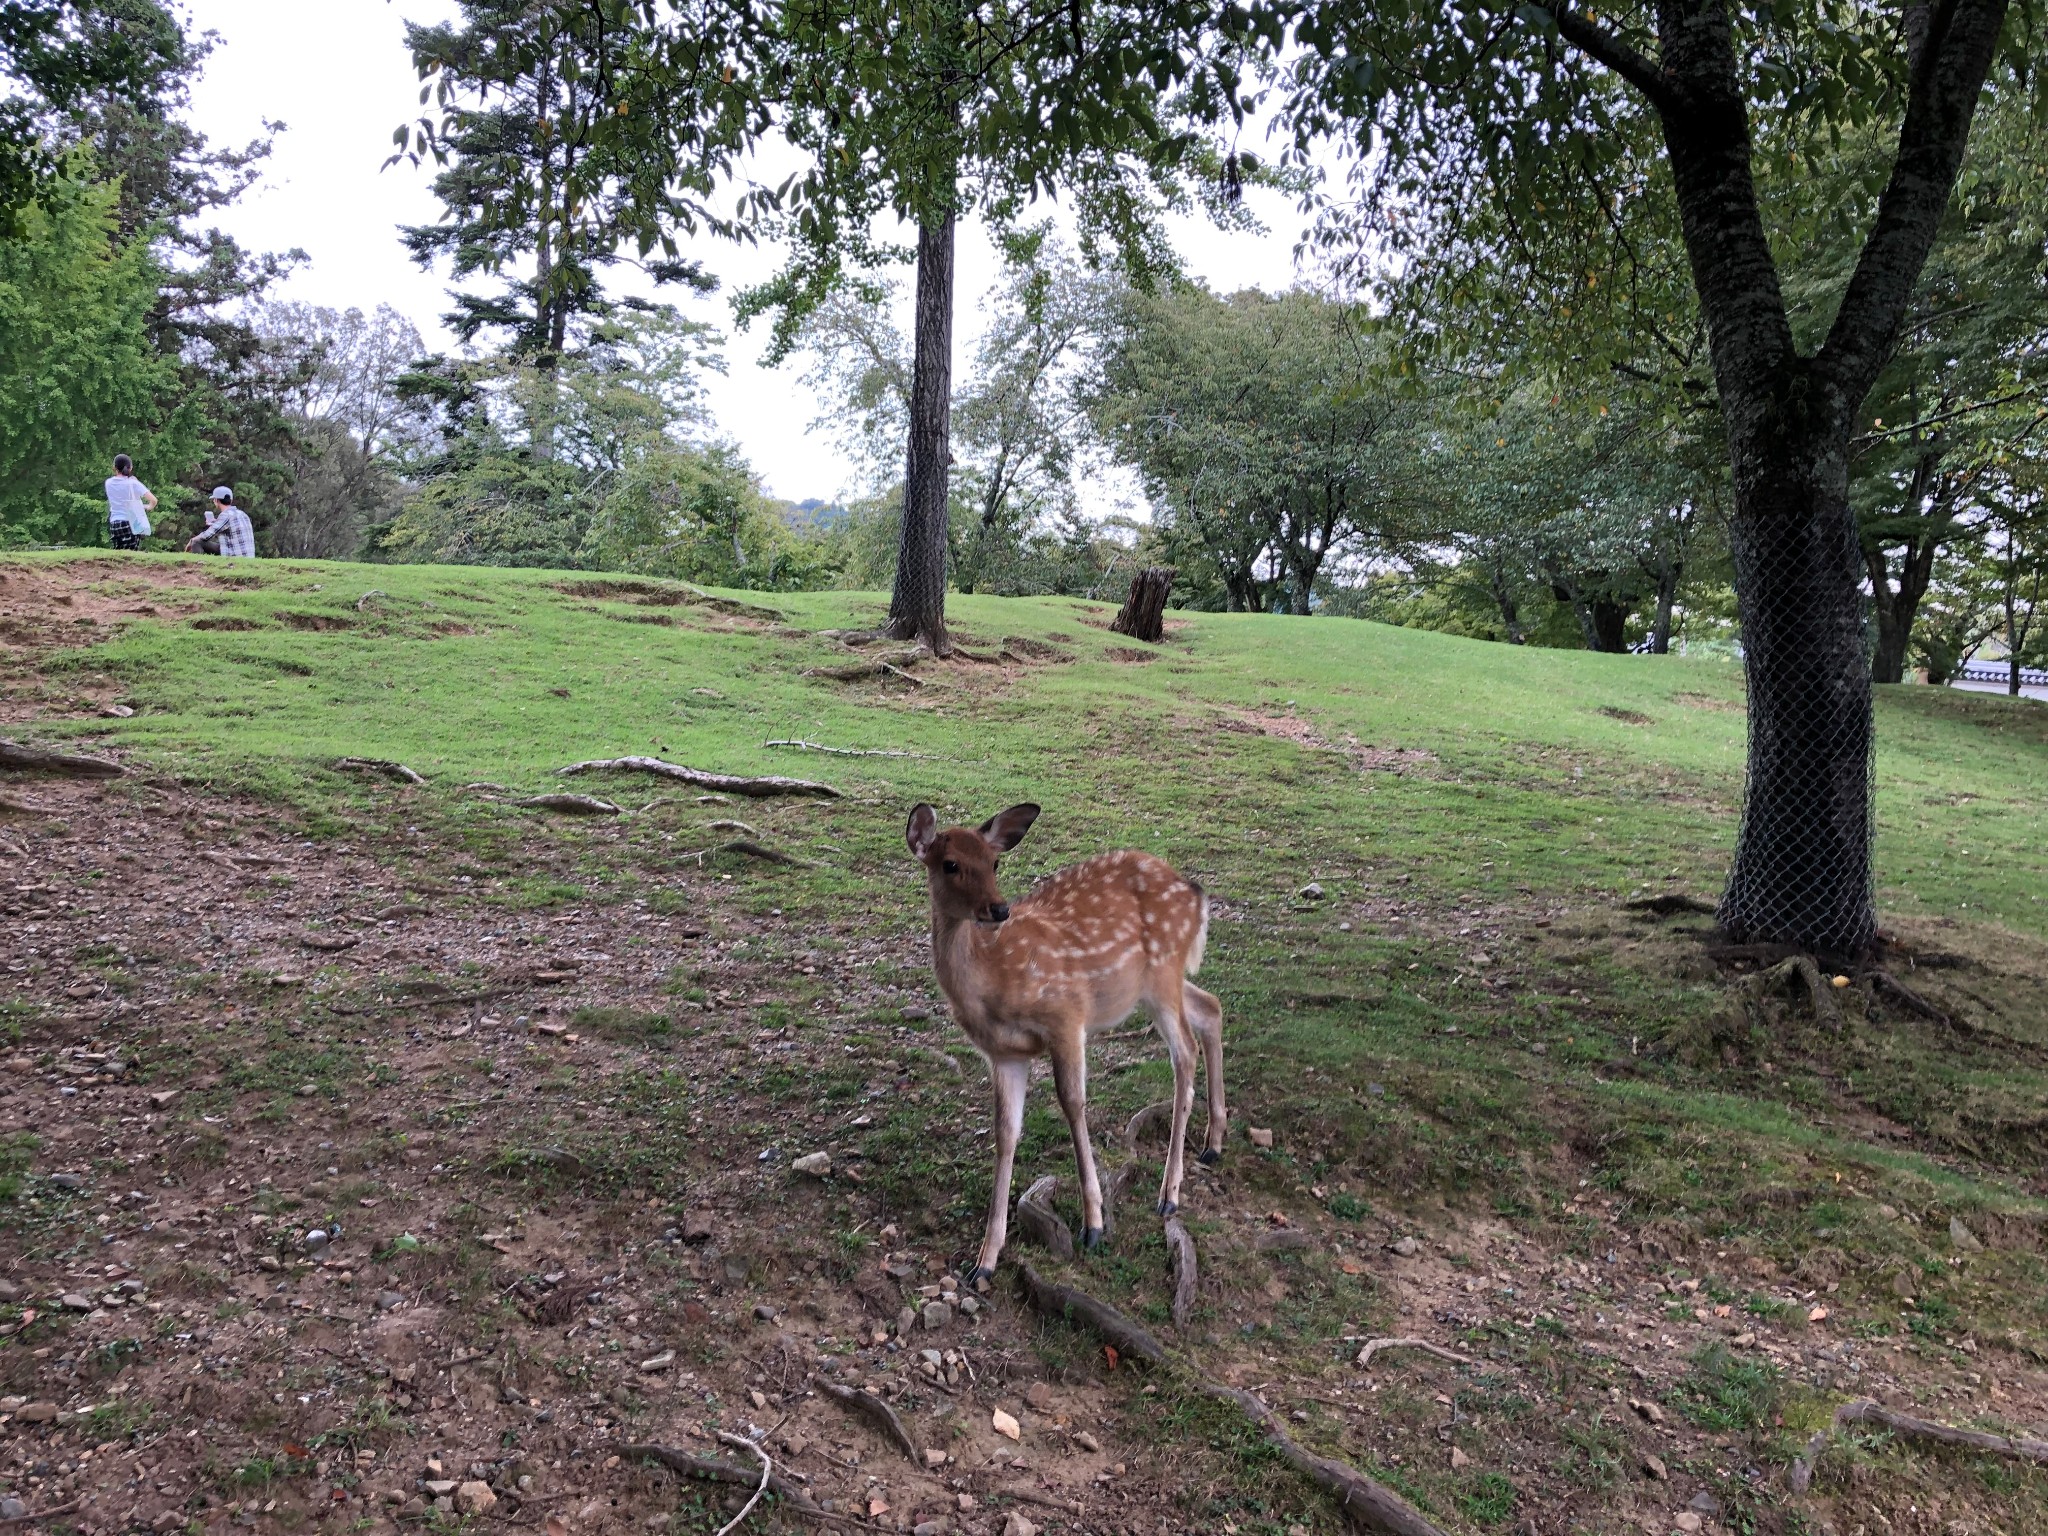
[109,521,140,550]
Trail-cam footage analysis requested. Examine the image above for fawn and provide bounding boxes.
[906,802,1226,1281]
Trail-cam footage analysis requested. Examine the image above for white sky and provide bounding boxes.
[177,0,1328,504]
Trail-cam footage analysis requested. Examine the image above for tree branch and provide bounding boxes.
[1819,0,2013,406]
[1529,2,1674,107]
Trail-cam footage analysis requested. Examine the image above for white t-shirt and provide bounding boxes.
[105,475,153,536]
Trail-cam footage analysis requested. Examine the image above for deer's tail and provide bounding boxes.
[1185,880,1208,976]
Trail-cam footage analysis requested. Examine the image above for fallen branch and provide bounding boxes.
[1353,1337,1475,1371]
[1789,1398,2048,1493]
[0,1502,81,1526]
[713,1431,772,1536]
[1164,1216,1198,1331]
[705,818,761,837]
[1014,1175,1075,1259]
[0,740,123,779]
[334,756,425,786]
[513,794,621,816]
[819,1380,921,1463]
[1015,1265,1448,1536]
[557,757,840,799]
[763,739,921,759]
[354,590,389,612]
[625,1443,846,1527]
[802,655,928,686]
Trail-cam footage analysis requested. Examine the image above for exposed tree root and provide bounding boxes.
[333,756,425,785]
[557,756,840,799]
[1744,954,1845,1033]
[513,793,621,815]
[0,1502,80,1525]
[1868,969,1955,1028]
[1122,1099,1173,1156]
[1015,1175,1076,1259]
[1789,1398,2048,1493]
[704,818,761,837]
[711,1433,772,1536]
[1163,1216,1198,1331]
[681,839,809,868]
[1099,1162,1145,1238]
[1624,892,1719,917]
[1353,1337,1475,1370]
[763,739,921,758]
[802,649,929,685]
[818,1380,921,1463]
[0,740,124,779]
[1016,1264,1449,1536]
[0,794,52,814]
[354,590,388,612]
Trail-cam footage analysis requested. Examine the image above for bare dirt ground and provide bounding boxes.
[2,562,2045,1536]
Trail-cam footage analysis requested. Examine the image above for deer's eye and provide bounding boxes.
[942,859,959,874]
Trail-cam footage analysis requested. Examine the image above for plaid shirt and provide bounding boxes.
[198,506,256,557]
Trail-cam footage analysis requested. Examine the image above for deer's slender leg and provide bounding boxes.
[1049,1028,1105,1248]
[1153,983,1198,1216]
[1185,983,1227,1163]
[971,1056,1031,1282]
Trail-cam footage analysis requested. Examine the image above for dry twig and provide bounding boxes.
[712,1432,772,1535]
[763,739,921,758]
[1353,1337,1475,1370]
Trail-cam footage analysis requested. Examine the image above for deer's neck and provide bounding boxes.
[929,905,1005,1023]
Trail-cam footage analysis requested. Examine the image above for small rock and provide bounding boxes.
[59,1292,92,1310]
[375,1290,406,1310]
[1298,882,1324,901]
[1672,1516,1703,1535]
[923,1301,952,1330]
[1890,1271,1916,1300]
[923,1448,947,1469]
[639,1350,675,1372]
[1629,1397,1665,1426]
[0,1281,15,1303]
[900,1004,932,1021]
[1247,1126,1274,1148]
[749,1389,767,1410]
[897,1306,917,1337]
[101,703,135,718]
[1024,1382,1056,1413]
[1001,1514,1038,1536]
[423,1482,458,1498]
[1642,1453,1668,1481]
[1073,1430,1100,1454]
[752,1304,777,1322]
[1389,1237,1419,1258]
[1448,1446,1469,1469]
[50,1173,84,1191]
[257,1256,282,1273]
[456,1481,497,1516]
[1687,1492,1722,1518]
[1950,1215,1983,1252]
[16,1403,57,1424]
[400,1498,427,1518]
[792,1152,832,1177]
[682,1210,715,1243]
[991,1407,1021,1441]
[303,1229,330,1253]
[148,1090,178,1108]
[913,1521,947,1536]
[959,1294,981,1318]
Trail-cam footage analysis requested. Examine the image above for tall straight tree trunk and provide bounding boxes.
[1717,407,1876,956]
[1649,558,1680,653]
[888,212,957,655]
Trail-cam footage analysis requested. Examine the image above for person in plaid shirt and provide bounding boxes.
[187,487,256,558]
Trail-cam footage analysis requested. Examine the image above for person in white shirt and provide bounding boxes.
[187,487,256,558]
[104,455,157,550]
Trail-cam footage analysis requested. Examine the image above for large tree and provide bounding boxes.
[1260,0,2042,955]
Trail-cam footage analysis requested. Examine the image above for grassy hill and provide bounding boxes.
[5,552,2048,1536]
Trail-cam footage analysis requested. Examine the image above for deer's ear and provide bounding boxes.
[979,803,1041,853]
[906,803,939,860]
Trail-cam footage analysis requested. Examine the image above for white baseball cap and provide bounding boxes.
[211,486,233,502]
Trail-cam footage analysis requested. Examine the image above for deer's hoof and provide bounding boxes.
[964,1264,997,1289]
[1081,1226,1104,1251]
[1157,1198,1178,1217]
[1197,1148,1223,1166]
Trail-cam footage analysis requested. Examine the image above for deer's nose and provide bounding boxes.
[983,902,1010,924]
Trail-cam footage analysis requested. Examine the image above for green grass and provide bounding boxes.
[14,549,2048,1527]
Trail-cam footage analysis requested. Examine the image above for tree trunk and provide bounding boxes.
[1590,594,1631,653]
[1649,558,1680,654]
[1716,419,1877,958]
[1109,567,1174,643]
[887,212,956,655]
